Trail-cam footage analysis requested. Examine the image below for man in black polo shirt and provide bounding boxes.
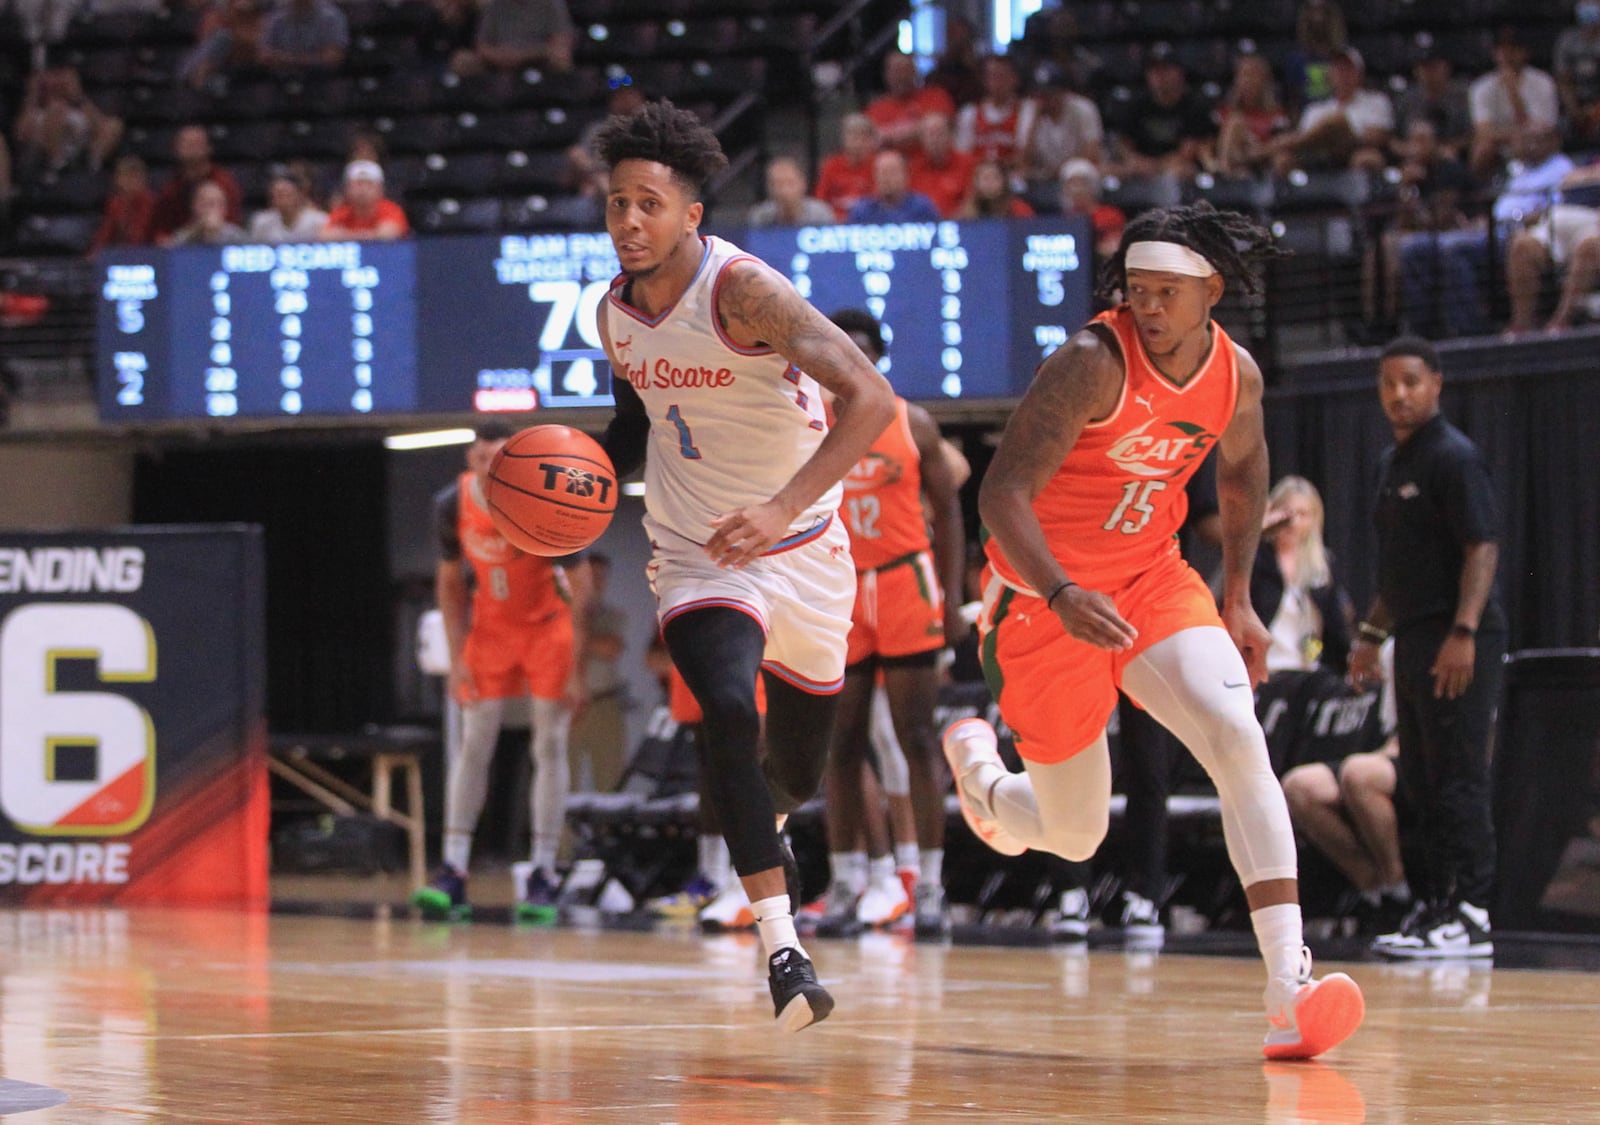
[1349,335,1504,959]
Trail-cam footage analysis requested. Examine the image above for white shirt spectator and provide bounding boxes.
[1469,66,1560,132]
[250,205,329,243]
[1024,91,1103,181]
[1298,88,1395,136]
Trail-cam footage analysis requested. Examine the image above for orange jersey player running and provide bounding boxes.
[413,421,592,924]
[817,309,966,939]
[942,202,1365,1060]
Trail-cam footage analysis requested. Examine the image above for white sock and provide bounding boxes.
[531,837,559,875]
[700,835,731,889]
[867,853,895,885]
[893,841,920,873]
[443,831,472,874]
[1378,880,1411,902]
[752,894,801,957]
[1251,902,1306,983]
[828,851,856,892]
[920,848,944,887]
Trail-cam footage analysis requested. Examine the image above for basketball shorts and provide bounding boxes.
[462,610,574,702]
[845,549,945,666]
[647,513,854,694]
[979,548,1222,764]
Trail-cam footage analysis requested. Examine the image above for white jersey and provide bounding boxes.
[605,236,838,547]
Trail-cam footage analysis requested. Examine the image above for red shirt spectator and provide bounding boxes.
[866,51,956,153]
[90,154,156,254]
[149,125,243,243]
[322,161,411,239]
[814,113,880,220]
[908,112,979,218]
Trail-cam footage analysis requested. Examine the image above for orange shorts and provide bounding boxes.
[462,612,573,702]
[845,550,945,666]
[668,663,766,725]
[979,548,1221,764]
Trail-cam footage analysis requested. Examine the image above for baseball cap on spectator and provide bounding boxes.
[1060,158,1100,185]
[344,160,384,185]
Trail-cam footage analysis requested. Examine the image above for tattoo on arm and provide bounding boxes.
[986,332,1119,499]
[717,260,870,395]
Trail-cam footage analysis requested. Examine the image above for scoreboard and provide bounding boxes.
[95,216,1093,422]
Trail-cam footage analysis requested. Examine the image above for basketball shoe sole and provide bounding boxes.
[1263,973,1366,1060]
[942,718,1026,856]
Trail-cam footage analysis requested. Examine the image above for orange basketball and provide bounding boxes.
[485,425,618,557]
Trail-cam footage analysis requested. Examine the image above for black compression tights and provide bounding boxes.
[664,607,838,879]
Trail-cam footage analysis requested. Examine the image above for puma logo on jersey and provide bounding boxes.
[1134,393,1155,414]
[1106,416,1217,478]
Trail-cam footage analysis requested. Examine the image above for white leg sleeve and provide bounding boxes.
[529,696,572,871]
[444,698,506,870]
[867,684,911,798]
[1122,627,1299,887]
[982,732,1114,861]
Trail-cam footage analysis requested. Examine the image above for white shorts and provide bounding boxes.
[1528,203,1600,265]
[646,513,855,694]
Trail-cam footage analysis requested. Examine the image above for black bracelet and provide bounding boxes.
[1044,579,1077,610]
[1357,622,1390,643]
[1450,622,1477,638]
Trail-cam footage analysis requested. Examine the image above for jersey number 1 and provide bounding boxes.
[666,405,702,460]
[1104,480,1166,534]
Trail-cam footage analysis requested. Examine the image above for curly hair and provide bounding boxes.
[1097,201,1283,302]
[828,308,885,359]
[592,99,729,199]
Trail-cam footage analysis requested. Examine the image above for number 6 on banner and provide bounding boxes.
[0,604,157,836]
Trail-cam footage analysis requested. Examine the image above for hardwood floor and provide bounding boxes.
[1,907,1597,1122]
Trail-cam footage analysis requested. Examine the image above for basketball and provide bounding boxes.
[485,425,618,556]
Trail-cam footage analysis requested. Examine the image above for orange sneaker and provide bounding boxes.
[1263,957,1365,1060]
[941,718,1026,857]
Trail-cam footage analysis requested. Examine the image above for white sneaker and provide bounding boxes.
[1048,887,1091,942]
[1116,891,1166,948]
[698,881,754,933]
[1262,948,1366,1060]
[857,872,912,928]
[941,718,1025,856]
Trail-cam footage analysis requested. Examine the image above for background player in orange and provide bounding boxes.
[943,203,1365,1059]
[414,421,592,922]
[818,309,966,938]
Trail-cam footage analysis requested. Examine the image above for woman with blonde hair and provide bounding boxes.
[1257,474,1346,674]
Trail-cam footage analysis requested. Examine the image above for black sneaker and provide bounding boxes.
[913,882,952,939]
[1375,900,1493,960]
[412,864,469,921]
[768,947,834,1032]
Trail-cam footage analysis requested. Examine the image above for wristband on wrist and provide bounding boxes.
[1044,579,1077,611]
[1357,622,1390,643]
[1450,622,1476,638]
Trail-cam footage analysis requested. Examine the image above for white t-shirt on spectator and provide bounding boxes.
[250,207,331,244]
[1468,66,1560,130]
[1298,89,1395,136]
[1026,93,1103,179]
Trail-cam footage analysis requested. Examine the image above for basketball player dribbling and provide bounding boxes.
[415,421,592,923]
[943,203,1366,1058]
[592,100,895,1031]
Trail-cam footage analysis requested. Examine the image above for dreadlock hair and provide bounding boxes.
[592,99,730,200]
[1096,201,1283,304]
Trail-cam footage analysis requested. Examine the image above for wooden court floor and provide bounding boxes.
[1,907,1597,1123]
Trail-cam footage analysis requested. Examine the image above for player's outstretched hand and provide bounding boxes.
[706,503,791,569]
[1052,585,1137,651]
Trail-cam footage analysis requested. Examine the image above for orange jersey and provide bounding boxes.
[986,306,1238,591]
[840,398,931,571]
[453,471,570,630]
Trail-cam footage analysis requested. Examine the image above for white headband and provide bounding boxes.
[1125,240,1216,277]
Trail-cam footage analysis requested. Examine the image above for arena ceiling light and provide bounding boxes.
[383,428,476,451]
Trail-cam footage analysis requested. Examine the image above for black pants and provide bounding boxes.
[1393,619,1504,907]
[1116,695,1177,903]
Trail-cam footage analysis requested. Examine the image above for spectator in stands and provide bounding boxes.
[249,161,328,242]
[89,154,155,254]
[325,129,387,212]
[748,155,835,228]
[958,158,1034,220]
[1555,0,1600,150]
[1393,38,1472,161]
[1020,65,1102,190]
[955,54,1035,181]
[1469,26,1560,179]
[1284,0,1349,111]
[179,0,265,91]
[1057,158,1125,259]
[11,66,124,180]
[925,15,983,109]
[908,112,978,219]
[168,180,248,245]
[1106,44,1214,179]
[11,0,85,49]
[257,0,348,73]
[1254,476,1355,687]
[149,125,243,244]
[452,0,574,77]
[1270,47,1393,175]
[1369,119,1474,332]
[814,113,879,220]
[1018,7,1098,98]
[421,0,480,61]
[322,160,410,240]
[848,149,940,224]
[1214,53,1291,178]
[1505,162,1600,332]
[866,51,956,155]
